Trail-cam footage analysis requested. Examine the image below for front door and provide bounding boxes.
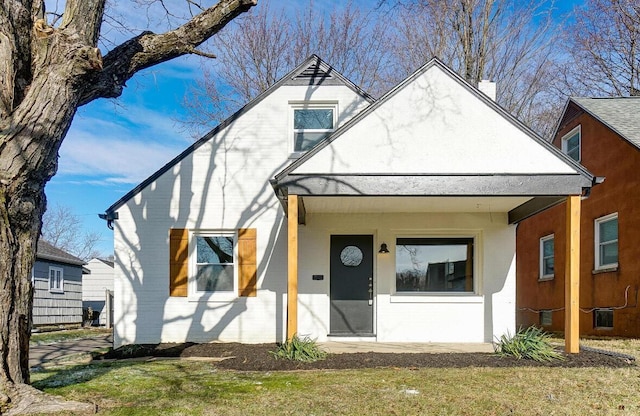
[330,235,374,335]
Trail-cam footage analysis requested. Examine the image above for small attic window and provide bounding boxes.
[561,126,581,162]
[291,103,336,152]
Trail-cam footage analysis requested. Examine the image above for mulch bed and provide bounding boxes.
[98,342,636,371]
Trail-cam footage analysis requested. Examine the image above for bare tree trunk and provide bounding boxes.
[0,30,91,410]
[0,0,257,412]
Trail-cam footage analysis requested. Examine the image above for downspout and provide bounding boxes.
[98,212,119,230]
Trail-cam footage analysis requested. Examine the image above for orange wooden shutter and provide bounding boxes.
[237,228,257,297]
[169,228,188,297]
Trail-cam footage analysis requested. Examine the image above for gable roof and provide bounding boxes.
[102,55,374,219]
[272,57,593,195]
[89,257,115,268]
[36,240,85,266]
[560,97,640,150]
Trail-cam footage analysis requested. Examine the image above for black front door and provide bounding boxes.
[330,235,374,335]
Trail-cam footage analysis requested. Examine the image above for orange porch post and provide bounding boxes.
[287,195,299,340]
[565,195,581,353]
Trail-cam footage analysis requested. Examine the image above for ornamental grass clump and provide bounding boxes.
[271,335,328,362]
[495,326,564,362]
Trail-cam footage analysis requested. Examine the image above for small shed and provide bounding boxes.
[32,240,86,326]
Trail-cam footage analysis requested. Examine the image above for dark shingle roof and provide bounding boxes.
[36,240,85,266]
[571,97,640,150]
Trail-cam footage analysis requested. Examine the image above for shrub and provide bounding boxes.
[495,326,564,362]
[271,334,327,362]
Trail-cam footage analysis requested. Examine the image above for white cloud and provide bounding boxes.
[58,102,188,185]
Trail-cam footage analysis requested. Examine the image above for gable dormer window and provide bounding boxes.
[291,103,336,153]
[561,126,581,162]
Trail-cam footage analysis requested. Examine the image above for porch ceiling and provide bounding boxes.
[301,196,532,214]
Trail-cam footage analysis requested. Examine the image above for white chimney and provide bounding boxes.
[478,80,496,101]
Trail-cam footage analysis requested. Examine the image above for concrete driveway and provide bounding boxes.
[29,333,113,368]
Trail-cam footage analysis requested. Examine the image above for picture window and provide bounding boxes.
[396,237,474,293]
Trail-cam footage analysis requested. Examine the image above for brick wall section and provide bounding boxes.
[517,111,640,337]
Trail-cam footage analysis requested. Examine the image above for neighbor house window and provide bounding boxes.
[595,213,618,270]
[49,266,64,293]
[561,126,581,162]
[292,104,336,152]
[539,234,555,280]
[194,233,235,292]
[594,308,613,329]
[396,237,474,292]
[540,310,552,326]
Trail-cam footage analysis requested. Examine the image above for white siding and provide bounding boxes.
[113,84,369,347]
[292,65,577,176]
[83,259,114,325]
[296,211,515,343]
[83,259,114,300]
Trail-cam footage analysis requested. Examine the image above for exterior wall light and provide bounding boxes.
[378,243,390,254]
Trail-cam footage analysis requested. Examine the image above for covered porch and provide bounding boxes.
[274,192,585,353]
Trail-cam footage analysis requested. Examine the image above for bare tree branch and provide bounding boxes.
[390,0,563,136]
[78,0,257,105]
[560,0,640,96]
[182,0,394,136]
[41,203,104,261]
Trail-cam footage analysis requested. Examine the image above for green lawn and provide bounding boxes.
[29,337,640,416]
[30,328,112,346]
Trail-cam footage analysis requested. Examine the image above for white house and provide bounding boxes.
[102,56,593,349]
[83,258,114,326]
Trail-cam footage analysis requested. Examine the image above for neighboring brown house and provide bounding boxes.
[517,97,640,337]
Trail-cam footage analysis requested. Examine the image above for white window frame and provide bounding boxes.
[594,213,618,270]
[188,230,237,301]
[48,266,64,293]
[289,102,337,156]
[393,232,479,297]
[561,125,581,162]
[539,234,555,281]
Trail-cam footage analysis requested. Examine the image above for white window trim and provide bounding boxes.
[561,125,581,162]
[48,266,64,293]
[289,101,338,157]
[188,230,238,302]
[391,230,481,299]
[539,234,555,281]
[594,213,618,271]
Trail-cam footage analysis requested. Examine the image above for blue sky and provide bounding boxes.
[46,0,358,256]
[45,0,581,256]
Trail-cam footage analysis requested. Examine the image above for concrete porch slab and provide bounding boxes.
[320,341,495,354]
